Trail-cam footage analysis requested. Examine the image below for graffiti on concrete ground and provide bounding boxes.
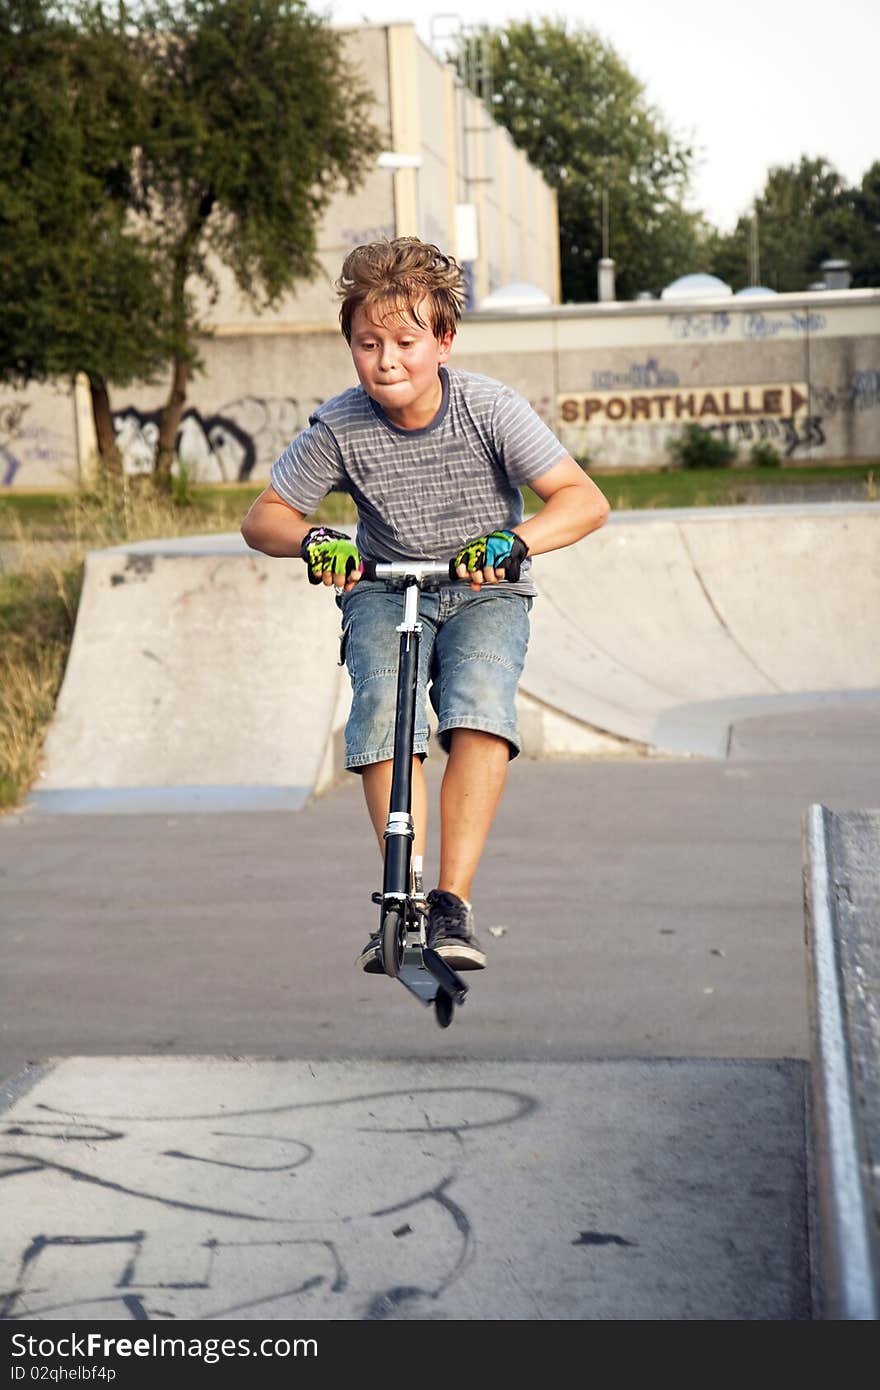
[0,1082,535,1320]
[590,359,679,391]
[112,396,322,481]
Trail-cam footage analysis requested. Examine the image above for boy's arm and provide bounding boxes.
[514,456,610,557]
[242,487,363,592]
[241,486,313,558]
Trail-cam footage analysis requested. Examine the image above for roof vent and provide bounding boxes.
[660,273,733,301]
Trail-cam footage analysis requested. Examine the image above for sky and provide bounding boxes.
[323,0,878,233]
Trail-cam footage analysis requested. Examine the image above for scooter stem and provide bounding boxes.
[382,577,422,899]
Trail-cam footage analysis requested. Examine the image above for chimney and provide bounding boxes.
[598,258,616,302]
[820,259,852,290]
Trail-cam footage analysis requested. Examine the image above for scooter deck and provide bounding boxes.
[397,939,468,1007]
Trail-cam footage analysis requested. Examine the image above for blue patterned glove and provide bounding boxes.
[453,530,529,581]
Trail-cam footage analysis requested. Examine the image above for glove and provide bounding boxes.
[300,527,363,585]
[453,529,529,582]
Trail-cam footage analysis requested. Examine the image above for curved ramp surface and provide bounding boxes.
[33,535,345,813]
[523,503,880,757]
[31,505,880,812]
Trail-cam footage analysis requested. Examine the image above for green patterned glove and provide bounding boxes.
[300,527,363,585]
[453,530,529,581]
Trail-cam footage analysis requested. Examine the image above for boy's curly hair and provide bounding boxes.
[336,238,465,343]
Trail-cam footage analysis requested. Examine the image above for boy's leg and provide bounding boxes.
[437,730,509,900]
[362,757,428,862]
[427,590,532,969]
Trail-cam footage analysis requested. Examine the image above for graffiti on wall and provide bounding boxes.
[705,415,826,458]
[743,311,826,341]
[340,223,395,248]
[666,310,829,342]
[812,369,880,417]
[590,359,679,391]
[667,313,732,341]
[1,403,29,485]
[112,396,322,481]
[0,402,76,486]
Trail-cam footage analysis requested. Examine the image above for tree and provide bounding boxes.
[456,19,702,302]
[706,157,880,292]
[0,0,169,474]
[819,161,880,289]
[131,0,381,476]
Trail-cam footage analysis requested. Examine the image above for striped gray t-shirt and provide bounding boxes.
[270,367,568,596]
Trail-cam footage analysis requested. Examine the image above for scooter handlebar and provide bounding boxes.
[361,558,458,583]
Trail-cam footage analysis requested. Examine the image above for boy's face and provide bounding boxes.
[349,298,454,426]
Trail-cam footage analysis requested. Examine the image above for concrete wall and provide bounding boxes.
[2,289,878,488]
[455,290,880,470]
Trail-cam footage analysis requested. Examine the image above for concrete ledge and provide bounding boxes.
[655,689,880,760]
[29,786,311,815]
[802,804,880,1318]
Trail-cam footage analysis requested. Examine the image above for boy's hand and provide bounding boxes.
[301,527,363,590]
[453,530,529,587]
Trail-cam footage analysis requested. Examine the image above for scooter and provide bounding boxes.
[360,559,470,1029]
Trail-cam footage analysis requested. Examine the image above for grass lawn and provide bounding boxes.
[1,462,877,538]
[587,462,878,512]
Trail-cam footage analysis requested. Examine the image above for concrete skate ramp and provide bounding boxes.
[33,535,347,813]
[522,503,880,757]
[31,505,880,812]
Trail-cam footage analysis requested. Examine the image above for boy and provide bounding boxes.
[241,237,609,972]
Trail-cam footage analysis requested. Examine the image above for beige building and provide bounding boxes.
[4,26,879,488]
[206,24,561,332]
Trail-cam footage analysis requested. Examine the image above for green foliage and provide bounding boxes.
[0,0,168,386]
[666,424,737,470]
[134,0,381,318]
[455,20,704,301]
[750,442,781,469]
[126,0,382,472]
[1,0,381,474]
[706,156,880,292]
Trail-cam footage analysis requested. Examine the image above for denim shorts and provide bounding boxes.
[335,583,533,770]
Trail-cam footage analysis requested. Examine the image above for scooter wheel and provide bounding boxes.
[381,907,405,979]
[434,989,454,1029]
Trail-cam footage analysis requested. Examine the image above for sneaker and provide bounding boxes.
[426,890,486,970]
[355,934,384,974]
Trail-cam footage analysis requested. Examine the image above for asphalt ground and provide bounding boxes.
[1,701,877,1321]
[2,703,878,1076]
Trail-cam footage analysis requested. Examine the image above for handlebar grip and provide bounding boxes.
[360,558,378,582]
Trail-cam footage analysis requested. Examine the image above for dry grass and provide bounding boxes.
[0,475,249,811]
[0,640,70,808]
